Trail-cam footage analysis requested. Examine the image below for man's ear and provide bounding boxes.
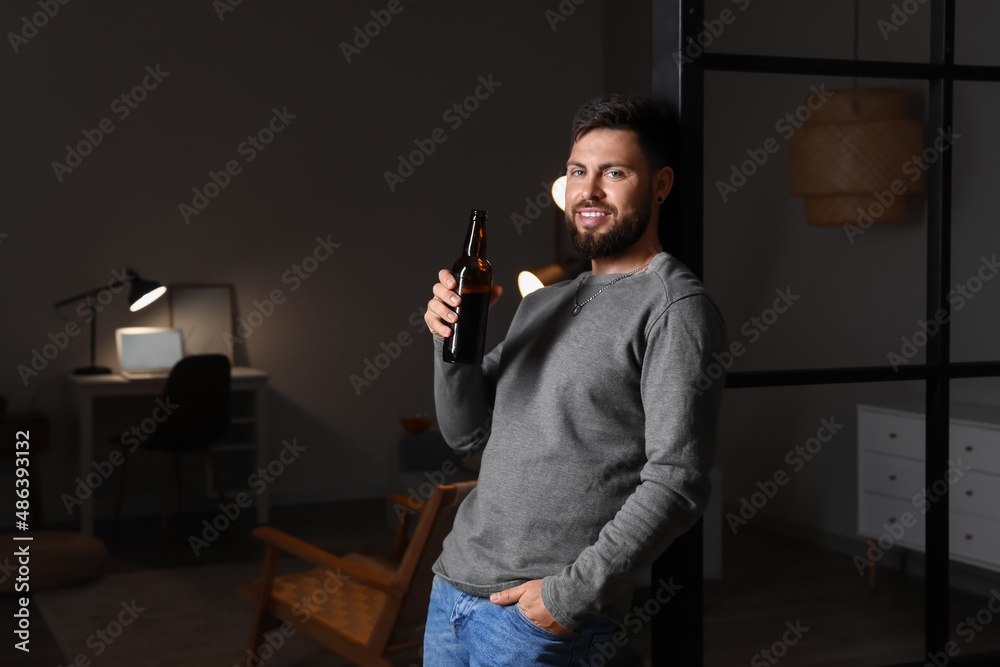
[654,166,674,203]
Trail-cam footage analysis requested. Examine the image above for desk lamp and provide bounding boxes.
[54,267,167,375]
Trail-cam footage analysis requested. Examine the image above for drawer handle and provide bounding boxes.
[889,516,897,523]
[889,433,897,439]
[966,534,973,541]
[889,475,897,481]
[966,490,973,496]
[966,446,973,452]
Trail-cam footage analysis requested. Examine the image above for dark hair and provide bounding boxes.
[570,94,677,173]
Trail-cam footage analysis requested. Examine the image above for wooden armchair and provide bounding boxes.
[237,481,476,667]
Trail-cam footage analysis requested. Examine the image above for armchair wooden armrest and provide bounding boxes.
[250,526,400,596]
[388,493,425,514]
[386,494,427,562]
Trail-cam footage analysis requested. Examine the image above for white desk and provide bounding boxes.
[65,367,269,536]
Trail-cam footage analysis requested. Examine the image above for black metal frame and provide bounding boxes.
[650,1,1000,664]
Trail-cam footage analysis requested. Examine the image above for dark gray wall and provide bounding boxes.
[0,0,606,519]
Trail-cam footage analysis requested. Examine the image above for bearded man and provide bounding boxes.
[421,93,727,666]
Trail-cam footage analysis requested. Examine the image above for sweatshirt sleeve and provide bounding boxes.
[432,335,504,454]
[540,293,728,629]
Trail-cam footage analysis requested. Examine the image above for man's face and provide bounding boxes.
[564,128,655,260]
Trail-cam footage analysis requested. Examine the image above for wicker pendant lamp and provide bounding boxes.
[788,87,925,225]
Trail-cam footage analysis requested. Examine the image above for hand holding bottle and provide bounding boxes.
[425,269,503,342]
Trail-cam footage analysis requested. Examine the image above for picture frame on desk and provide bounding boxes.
[168,284,236,363]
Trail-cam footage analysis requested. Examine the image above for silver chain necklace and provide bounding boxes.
[572,262,651,316]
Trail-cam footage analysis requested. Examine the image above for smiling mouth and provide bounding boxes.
[576,209,613,226]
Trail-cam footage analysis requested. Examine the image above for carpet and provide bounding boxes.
[33,559,356,667]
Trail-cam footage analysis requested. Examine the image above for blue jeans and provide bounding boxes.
[423,573,623,666]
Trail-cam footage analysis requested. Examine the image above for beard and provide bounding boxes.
[565,189,654,260]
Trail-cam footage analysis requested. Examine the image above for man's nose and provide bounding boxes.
[579,175,604,201]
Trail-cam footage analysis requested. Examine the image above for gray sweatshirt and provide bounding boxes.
[430,250,727,633]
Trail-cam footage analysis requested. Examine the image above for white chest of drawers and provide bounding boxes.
[857,403,1000,573]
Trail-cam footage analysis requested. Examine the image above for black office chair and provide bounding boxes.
[112,354,232,545]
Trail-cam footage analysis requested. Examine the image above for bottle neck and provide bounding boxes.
[463,211,487,257]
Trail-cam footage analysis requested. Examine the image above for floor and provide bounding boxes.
[4,499,1000,666]
[705,528,1000,666]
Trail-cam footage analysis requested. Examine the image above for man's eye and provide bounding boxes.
[607,170,623,178]
[569,168,584,177]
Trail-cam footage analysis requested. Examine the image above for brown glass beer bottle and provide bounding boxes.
[443,209,493,364]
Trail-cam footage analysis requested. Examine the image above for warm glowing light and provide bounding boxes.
[130,285,166,311]
[518,271,544,297]
[551,176,567,211]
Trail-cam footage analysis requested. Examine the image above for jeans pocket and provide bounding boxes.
[512,601,574,641]
[586,629,627,664]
